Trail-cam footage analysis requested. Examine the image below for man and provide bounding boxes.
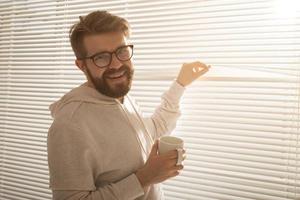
[47,10,210,200]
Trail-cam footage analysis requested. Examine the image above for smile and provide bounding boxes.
[107,71,126,79]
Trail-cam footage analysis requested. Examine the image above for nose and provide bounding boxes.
[109,53,122,69]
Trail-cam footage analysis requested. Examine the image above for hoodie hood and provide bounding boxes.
[49,82,119,118]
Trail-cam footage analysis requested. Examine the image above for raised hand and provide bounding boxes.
[176,61,211,87]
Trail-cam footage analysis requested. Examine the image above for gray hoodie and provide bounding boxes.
[47,80,185,200]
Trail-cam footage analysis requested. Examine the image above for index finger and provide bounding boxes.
[160,149,186,159]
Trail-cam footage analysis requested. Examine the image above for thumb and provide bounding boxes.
[149,140,159,157]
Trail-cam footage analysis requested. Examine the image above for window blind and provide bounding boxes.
[0,0,299,200]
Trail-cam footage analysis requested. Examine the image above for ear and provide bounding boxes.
[75,59,85,72]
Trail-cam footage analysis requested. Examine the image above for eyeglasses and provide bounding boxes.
[81,45,134,68]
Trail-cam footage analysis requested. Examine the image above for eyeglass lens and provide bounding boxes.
[93,45,133,68]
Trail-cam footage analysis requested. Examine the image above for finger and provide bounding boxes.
[168,171,180,178]
[165,154,186,165]
[172,164,184,171]
[165,158,178,167]
[198,65,210,71]
[193,65,209,73]
[195,61,210,68]
[162,149,186,160]
[161,149,178,159]
[196,62,211,70]
[185,61,210,69]
[195,68,209,76]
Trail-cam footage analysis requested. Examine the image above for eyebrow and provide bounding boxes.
[88,44,127,57]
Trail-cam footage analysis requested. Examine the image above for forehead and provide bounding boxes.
[83,32,127,54]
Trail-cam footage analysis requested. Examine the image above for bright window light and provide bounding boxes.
[274,0,300,18]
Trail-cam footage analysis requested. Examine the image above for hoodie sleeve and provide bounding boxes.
[50,173,144,200]
[47,121,144,200]
[143,80,185,140]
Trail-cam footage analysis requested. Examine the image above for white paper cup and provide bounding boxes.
[158,136,184,165]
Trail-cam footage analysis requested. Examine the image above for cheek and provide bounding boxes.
[90,65,105,78]
[86,67,106,81]
[125,60,134,70]
[98,69,106,78]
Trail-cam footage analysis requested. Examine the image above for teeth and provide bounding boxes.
[109,71,125,78]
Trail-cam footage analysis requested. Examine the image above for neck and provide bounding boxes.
[118,97,124,104]
[85,81,125,104]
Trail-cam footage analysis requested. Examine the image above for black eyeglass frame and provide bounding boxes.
[80,44,134,68]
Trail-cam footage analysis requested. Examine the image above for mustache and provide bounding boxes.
[104,65,132,77]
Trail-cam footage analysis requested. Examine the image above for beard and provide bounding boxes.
[85,64,134,98]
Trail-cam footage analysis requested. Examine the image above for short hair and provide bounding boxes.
[69,10,131,59]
